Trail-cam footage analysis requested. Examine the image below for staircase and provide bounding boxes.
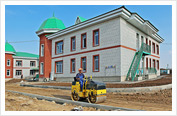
[126,43,151,81]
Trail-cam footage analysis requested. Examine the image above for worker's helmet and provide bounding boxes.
[78,68,83,71]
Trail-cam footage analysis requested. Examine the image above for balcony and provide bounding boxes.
[141,43,151,55]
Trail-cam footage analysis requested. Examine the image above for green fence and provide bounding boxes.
[136,67,157,77]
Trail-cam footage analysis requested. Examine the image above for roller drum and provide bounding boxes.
[88,95,106,103]
[95,96,106,103]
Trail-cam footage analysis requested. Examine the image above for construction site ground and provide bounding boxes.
[5,91,99,111]
[5,75,172,111]
[31,75,172,88]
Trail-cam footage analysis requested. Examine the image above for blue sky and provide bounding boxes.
[5,5,172,68]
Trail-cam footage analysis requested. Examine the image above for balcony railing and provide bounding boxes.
[136,67,157,77]
[141,43,151,54]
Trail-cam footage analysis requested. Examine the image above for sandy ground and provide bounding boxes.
[5,92,100,111]
[5,81,172,111]
[32,76,172,88]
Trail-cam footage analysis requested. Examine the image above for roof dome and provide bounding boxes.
[38,14,65,31]
[5,42,16,53]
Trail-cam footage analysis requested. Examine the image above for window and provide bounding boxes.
[70,59,75,73]
[56,61,63,73]
[16,60,22,67]
[153,59,156,68]
[157,60,159,70]
[16,70,22,76]
[93,29,99,47]
[7,60,10,66]
[152,42,155,53]
[146,58,148,69]
[30,70,35,75]
[81,57,87,72]
[93,55,99,72]
[149,58,151,68]
[149,40,151,53]
[40,62,44,75]
[146,38,148,45]
[30,61,35,67]
[81,33,87,49]
[156,45,159,55]
[41,44,44,57]
[71,37,76,51]
[141,36,144,44]
[136,33,139,51]
[56,41,63,54]
[149,40,151,46]
[7,70,10,76]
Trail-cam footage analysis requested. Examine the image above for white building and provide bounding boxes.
[36,6,164,82]
[5,42,39,79]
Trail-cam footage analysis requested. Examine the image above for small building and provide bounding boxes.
[5,42,39,79]
[160,68,172,75]
[36,6,164,82]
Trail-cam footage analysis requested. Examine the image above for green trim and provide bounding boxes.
[143,51,151,55]
[78,16,87,22]
[15,52,39,58]
[31,67,39,70]
[5,42,16,53]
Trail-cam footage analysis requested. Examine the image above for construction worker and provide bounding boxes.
[76,68,85,91]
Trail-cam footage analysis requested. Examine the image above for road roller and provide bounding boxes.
[71,76,106,103]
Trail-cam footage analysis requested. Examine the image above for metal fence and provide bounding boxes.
[136,67,157,77]
[142,43,151,54]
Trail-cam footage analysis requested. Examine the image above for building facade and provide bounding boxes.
[5,42,39,79]
[36,6,164,82]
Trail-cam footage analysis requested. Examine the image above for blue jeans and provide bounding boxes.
[79,80,86,91]
[79,80,83,91]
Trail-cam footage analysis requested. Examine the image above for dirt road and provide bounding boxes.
[5,91,99,111]
[32,76,172,88]
[5,82,172,111]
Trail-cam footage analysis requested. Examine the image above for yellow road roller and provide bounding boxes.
[71,76,106,103]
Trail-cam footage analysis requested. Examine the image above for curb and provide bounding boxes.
[20,83,71,90]
[20,83,172,93]
[7,90,143,111]
[107,84,172,93]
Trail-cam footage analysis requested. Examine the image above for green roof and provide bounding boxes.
[5,42,16,53]
[15,52,39,58]
[38,16,65,31]
[31,67,39,70]
[78,16,87,22]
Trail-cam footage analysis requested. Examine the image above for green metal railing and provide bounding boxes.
[126,52,138,81]
[147,68,157,74]
[126,43,151,81]
[136,68,157,77]
[142,43,151,54]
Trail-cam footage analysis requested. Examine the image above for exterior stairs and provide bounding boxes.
[126,43,151,81]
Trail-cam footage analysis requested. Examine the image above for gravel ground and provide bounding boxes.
[30,76,172,88]
[6,82,172,111]
[5,92,104,111]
